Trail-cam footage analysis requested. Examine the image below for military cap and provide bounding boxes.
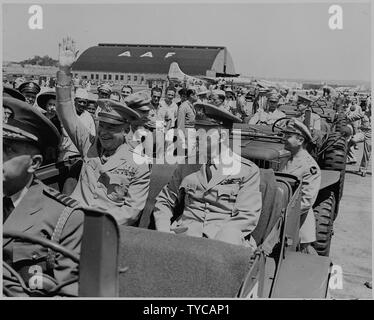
[3,86,26,102]
[212,89,226,98]
[36,91,56,110]
[258,87,268,93]
[297,95,313,105]
[282,118,313,142]
[3,96,60,150]
[18,81,41,95]
[87,92,98,103]
[197,89,210,96]
[97,83,112,94]
[268,94,280,102]
[96,99,140,125]
[123,90,152,112]
[75,88,89,100]
[194,102,242,129]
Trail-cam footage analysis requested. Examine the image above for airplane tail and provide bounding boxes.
[168,62,203,85]
[168,62,186,82]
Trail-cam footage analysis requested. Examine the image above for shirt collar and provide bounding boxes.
[10,176,33,208]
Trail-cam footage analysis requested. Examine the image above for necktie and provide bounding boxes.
[3,197,14,223]
[205,161,212,182]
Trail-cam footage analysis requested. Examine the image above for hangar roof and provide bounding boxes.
[72,44,226,75]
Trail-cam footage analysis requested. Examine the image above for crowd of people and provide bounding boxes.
[2,37,372,297]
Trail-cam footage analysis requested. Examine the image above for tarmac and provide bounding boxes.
[329,143,372,299]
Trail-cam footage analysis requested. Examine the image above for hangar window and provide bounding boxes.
[127,75,131,82]
[108,74,112,80]
[91,74,94,80]
[96,74,99,80]
[140,76,145,83]
[103,74,107,80]
[134,75,138,82]
[120,75,124,81]
[115,75,119,81]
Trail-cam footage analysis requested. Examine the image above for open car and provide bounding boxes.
[4,155,333,298]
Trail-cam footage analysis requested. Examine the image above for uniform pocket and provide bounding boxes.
[12,242,48,264]
[12,242,50,282]
[216,184,239,201]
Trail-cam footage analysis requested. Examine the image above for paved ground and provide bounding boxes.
[329,143,372,299]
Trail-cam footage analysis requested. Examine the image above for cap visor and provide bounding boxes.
[97,116,125,125]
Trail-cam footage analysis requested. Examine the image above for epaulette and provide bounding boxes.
[43,186,80,208]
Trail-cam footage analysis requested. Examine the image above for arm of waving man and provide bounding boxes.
[55,38,92,156]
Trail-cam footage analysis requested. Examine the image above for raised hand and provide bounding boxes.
[58,37,79,70]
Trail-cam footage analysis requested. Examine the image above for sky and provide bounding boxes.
[2,1,372,82]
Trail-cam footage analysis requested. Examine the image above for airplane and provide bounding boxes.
[167,62,291,91]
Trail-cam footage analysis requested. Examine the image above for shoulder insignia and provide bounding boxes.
[310,166,318,175]
[43,186,80,208]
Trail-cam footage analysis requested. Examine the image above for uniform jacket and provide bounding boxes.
[59,110,96,161]
[177,100,196,130]
[249,109,286,125]
[280,149,321,243]
[3,179,84,297]
[153,153,262,239]
[69,123,151,225]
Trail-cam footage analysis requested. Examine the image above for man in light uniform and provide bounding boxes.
[249,94,286,125]
[153,103,261,246]
[280,119,321,254]
[56,37,151,225]
[295,95,321,131]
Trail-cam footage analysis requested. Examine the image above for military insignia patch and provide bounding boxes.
[221,178,241,185]
[102,101,113,112]
[310,166,318,175]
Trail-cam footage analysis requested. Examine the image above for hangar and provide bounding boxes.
[72,43,236,88]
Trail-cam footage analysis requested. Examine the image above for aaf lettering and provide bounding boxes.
[118,51,176,58]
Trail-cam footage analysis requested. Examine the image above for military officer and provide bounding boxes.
[56,37,151,225]
[18,81,41,106]
[153,103,261,246]
[295,95,321,131]
[280,119,321,254]
[3,97,84,297]
[249,93,286,125]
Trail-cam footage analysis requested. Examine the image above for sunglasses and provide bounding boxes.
[122,91,131,95]
[75,99,87,106]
